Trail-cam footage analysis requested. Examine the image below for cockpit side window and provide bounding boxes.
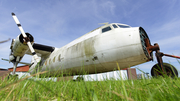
[118,25,130,28]
[112,24,118,28]
[102,26,111,33]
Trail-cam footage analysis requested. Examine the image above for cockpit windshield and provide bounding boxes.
[102,26,111,33]
[101,24,131,33]
[112,24,118,28]
[118,25,130,28]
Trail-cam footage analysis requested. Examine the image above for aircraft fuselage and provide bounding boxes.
[29,23,152,76]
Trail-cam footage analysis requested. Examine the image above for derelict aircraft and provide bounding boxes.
[4,12,180,78]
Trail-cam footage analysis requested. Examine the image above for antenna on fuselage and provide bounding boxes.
[99,22,109,25]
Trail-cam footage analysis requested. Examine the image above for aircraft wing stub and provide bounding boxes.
[0,38,10,44]
[1,58,31,65]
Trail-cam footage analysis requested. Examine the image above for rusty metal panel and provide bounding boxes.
[127,68,137,80]
[8,65,29,72]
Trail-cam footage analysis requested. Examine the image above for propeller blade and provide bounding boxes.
[12,13,27,38]
[11,12,40,63]
[27,42,40,63]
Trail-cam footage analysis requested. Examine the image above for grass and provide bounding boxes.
[0,71,180,101]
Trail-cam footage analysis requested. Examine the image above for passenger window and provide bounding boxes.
[44,58,49,65]
[112,24,118,28]
[102,26,111,33]
[49,59,51,64]
[45,60,47,65]
[58,54,61,62]
[53,56,56,62]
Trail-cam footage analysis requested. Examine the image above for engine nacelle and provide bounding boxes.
[10,33,34,57]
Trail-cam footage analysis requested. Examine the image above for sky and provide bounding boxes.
[0,0,180,75]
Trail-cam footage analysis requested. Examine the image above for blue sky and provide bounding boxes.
[0,0,180,74]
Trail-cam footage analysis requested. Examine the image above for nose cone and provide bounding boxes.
[139,27,153,60]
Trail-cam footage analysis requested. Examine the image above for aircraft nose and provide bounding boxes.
[139,27,153,60]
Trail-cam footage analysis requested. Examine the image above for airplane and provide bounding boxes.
[5,12,180,78]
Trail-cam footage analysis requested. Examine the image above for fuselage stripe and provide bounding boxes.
[17,24,21,27]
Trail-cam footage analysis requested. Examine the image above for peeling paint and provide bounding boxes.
[83,37,96,57]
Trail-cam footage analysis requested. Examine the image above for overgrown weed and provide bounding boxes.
[0,66,180,100]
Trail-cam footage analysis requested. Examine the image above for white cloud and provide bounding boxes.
[151,18,180,35]
[98,1,116,16]
[155,35,180,51]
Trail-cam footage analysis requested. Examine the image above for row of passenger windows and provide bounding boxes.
[102,24,130,33]
[44,54,62,65]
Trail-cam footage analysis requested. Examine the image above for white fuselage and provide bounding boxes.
[29,23,150,76]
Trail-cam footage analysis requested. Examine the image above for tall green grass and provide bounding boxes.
[0,70,180,100]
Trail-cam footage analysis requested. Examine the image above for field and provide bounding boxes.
[0,71,180,101]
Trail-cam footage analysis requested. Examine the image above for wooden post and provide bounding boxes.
[127,68,137,80]
[0,70,11,80]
